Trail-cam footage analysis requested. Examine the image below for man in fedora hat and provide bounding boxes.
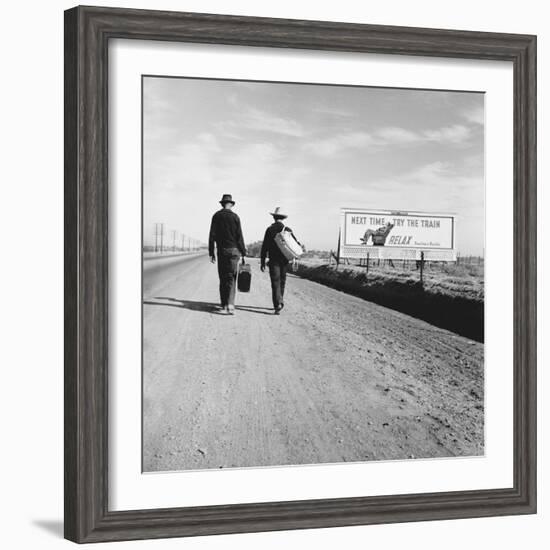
[260,207,303,315]
[208,194,247,315]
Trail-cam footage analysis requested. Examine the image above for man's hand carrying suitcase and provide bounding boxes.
[237,259,252,292]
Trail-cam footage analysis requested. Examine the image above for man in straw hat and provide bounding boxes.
[208,194,247,315]
[260,207,303,315]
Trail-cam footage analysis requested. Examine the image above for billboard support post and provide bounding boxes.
[336,230,341,268]
[420,251,425,285]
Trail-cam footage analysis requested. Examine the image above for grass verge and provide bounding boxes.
[293,262,484,342]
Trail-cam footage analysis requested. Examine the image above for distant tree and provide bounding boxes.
[246,241,263,258]
[301,249,330,259]
[246,241,330,260]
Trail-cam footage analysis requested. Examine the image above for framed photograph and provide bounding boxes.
[64,6,536,543]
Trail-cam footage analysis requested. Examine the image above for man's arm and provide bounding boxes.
[287,227,304,249]
[208,214,217,259]
[235,215,247,256]
[260,228,270,270]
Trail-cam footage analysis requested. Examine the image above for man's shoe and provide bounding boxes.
[274,304,283,315]
[227,305,235,315]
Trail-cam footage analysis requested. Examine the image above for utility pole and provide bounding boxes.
[181,234,185,252]
[154,223,159,252]
[159,223,164,253]
[171,230,177,252]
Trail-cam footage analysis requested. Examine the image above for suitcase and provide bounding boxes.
[237,260,252,292]
[274,226,303,261]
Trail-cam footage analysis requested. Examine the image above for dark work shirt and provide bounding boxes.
[208,208,246,257]
[260,222,300,265]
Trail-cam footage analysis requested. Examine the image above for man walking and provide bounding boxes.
[208,194,247,315]
[260,207,303,315]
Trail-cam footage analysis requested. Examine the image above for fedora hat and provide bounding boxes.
[270,207,288,219]
[219,193,235,205]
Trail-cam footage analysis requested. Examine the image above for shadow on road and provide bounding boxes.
[144,298,219,313]
[144,298,274,316]
[234,305,274,316]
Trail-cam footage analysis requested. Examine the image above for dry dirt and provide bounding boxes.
[143,254,484,472]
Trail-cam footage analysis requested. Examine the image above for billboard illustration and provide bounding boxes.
[359,222,395,246]
[339,208,456,261]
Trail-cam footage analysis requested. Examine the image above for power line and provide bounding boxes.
[150,223,205,254]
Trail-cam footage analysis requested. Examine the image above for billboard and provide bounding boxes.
[339,208,456,261]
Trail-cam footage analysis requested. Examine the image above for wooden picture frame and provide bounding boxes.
[64,5,536,543]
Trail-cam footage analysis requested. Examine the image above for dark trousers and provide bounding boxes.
[268,261,288,309]
[217,247,240,306]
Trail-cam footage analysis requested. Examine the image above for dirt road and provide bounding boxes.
[143,254,484,472]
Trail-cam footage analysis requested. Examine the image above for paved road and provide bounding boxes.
[143,254,484,472]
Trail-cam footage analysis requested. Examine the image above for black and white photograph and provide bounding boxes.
[142,76,485,473]
[2,0,544,545]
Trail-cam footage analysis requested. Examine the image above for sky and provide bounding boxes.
[143,76,484,255]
